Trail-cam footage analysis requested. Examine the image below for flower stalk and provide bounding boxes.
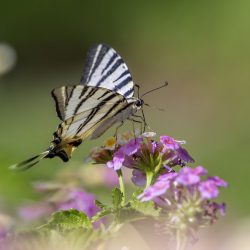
[176,230,187,250]
[116,169,126,206]
[146,171,154,188]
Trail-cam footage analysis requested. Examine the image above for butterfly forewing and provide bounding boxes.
[81,44,135,98]
[52,85,129,139]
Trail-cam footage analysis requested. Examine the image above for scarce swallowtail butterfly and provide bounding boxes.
[10,44,146,170]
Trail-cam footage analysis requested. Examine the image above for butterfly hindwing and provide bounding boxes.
[81,44,135,98]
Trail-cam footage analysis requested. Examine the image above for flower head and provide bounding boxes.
[18,184,100,226]
[160,136,180,151]
[175,166,207,186]
[90,133,195,186]
[57,189,99,218]
[138,166,227,231]
[106,138,142,171]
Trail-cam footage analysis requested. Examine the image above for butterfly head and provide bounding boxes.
[133,98,144,109]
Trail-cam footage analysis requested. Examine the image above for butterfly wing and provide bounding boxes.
[52,85,124,120]
[80,44,138,137]
[52,85,128,139]
[52,44,138,140]
[80,44,135,99]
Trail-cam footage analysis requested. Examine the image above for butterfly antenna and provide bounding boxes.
[135,84,140,99]
[144,103,165,112]
[141,81,168,98]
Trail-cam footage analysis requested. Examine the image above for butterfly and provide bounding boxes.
[10,44,148,170]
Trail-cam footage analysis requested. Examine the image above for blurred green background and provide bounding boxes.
[0,0,249,218]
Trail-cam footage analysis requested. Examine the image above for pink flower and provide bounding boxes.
[160,136,180,151]
[106,138,142,171]
[131,169,146,186]
[208,176,228,187]
[58,189,99,218]
[175,166,207,186]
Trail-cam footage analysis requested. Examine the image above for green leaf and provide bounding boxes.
[112,188,123,209]
[91,208,112,222]
[39,209,92,232]
[95,200,108,209]
[130,190,161,217]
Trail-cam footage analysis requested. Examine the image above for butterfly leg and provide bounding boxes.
[129,118,143,138]
[131,114,148,133]
[114,122,124,140]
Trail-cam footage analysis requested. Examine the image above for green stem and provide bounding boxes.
[176,230,187,250]
[116,169,126,206]
[154,157,162,175]
[146,171,154,188]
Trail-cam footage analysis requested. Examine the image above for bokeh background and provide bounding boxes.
[0,0,249,221]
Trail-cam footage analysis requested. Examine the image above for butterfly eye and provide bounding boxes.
[135,99,144,108]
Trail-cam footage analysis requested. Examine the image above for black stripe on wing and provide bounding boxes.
[81,44,109,83]
[51,86,76,121]
[76,92,118,134]
[73,88,99,115]
[80,44,135,98]
[95,58,124,86]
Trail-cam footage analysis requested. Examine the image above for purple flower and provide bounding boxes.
[131,169,146,186]
[198,180,220,199]
[157,172,178,182]
[204,202,226,223]
[218,202,226,216]
[176,147,194,164]
[58,189,99,218]
[164,165,175,173]
[160,136,180,151]
[176,166,207,186]
[107,150,124,170]
[18,188,100,226]
[18,203,53,221]
[151,141,158,154]
[106,138,142,171]
[138,165,227,234]
[208,176,228,187]
[138,174,174,202]
[122,138,143,155]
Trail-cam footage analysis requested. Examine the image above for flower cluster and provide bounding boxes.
[90,132,194,187]
[18,182,100,226]
[90,132,227,240]
[138,166,227,232]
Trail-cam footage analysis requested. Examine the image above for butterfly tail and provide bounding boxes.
[9,150,50,171]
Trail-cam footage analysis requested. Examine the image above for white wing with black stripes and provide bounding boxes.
[51,85,135,139]
[10,44,142,171]
[80,44,135,99]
